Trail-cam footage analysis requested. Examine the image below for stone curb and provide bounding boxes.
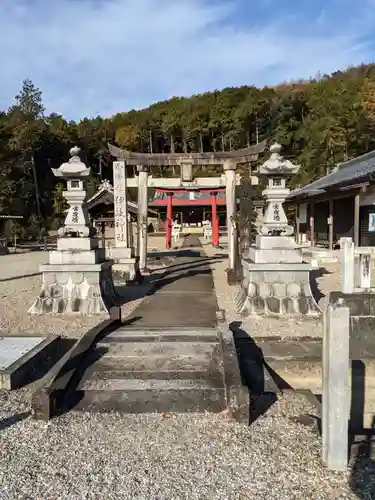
[218,322,250,424]
[31,307,121,421]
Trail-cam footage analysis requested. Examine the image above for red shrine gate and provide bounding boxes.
[150,188,225,247]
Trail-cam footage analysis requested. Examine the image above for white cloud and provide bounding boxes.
[0,0,374,120]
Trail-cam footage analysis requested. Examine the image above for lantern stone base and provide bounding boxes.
[246,236,303,264]
[28,261,118,315]
[237,261,321,317]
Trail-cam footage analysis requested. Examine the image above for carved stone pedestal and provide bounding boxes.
[29,260,118,315]
[237,261,320,317]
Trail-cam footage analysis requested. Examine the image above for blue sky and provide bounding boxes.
[1,0,374,120]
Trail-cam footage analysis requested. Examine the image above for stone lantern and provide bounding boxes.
[52,146,94,238]
[29,147,118,315]
[258,143,299,238]
[237,143,320,317]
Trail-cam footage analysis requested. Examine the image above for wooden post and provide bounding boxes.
[328,199,334,250]
[166,192,173,249]
[101,221,105,249]
[224,161,237,270]
[295,204,300,245]
[157,212,161,232]
[354,192,360,247]
[211,191,219,246]
[310,204,315,247]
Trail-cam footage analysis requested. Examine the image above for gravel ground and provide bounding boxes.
[0,238,373,499]
[0,237,170,337]
[0,389,370,500]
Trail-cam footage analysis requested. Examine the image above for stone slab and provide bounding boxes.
[100,327,219,343]
[79,378,218,391]
[0,336,62,390]
[0,337,45,370]
[248,247,303,264]
[95,341,217,358]
[242,260,313,272]
[85,369,223,385]
[57,237,98,251]
[110,246,133,260]
[73,388,226,414]
[49,249,105,265]
[40,261,113,273]
[112,260,138,282]
[254,235,297,249]
[92,349,217,372]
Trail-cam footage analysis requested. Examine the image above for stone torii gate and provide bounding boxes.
[108,142,266,275]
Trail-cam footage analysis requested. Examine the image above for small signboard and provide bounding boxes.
[369,213,375,232]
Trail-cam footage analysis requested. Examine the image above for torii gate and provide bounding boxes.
[108,142,267,275]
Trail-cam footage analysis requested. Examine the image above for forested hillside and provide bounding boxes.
[2,62,375,237]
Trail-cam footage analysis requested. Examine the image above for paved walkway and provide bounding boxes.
[124,235,217,329]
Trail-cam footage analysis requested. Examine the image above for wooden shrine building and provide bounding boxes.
[88,182,228,234]
[287,149,375,248]
[149,188,227,230]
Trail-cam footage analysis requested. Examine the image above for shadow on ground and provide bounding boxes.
[348,361,375,498]
[0,411,31,431]
[350,433,375,499]
[46,317,140,419]
[310,267,332,305]
[229,322,279,424]
[115,254,224,304]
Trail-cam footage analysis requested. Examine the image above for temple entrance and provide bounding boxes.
[108,140,266,272]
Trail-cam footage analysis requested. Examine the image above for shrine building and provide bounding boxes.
[287,148,375,249]
[88,182,227,232]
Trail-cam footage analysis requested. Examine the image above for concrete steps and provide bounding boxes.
[74,326,227,415]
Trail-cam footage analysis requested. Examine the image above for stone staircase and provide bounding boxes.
[73,326,228,414]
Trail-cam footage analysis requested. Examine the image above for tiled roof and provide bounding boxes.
[288,149,375,200]
[86,186,157,215]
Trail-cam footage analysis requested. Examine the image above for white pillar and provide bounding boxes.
[137,165,149,271]
[322,301,350,470]
[339,237,354,293]
[224,160,237,270]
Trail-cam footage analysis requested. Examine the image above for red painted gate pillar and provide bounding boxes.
[166,192,174,249]
[211,191,219,247]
